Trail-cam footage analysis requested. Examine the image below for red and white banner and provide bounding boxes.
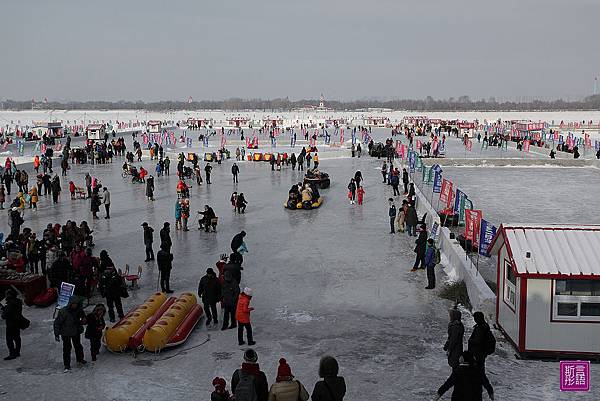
[439,179,453,206]
[465,209,483,246]
[416,139,422,150]
[466,140,472,151]
[523,140,530,152]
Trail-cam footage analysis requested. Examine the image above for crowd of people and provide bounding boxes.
[0,124,508,401]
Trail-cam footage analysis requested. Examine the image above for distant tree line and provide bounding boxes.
[1,95,599,112]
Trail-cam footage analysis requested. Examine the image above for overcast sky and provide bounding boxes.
[1,0,599,101]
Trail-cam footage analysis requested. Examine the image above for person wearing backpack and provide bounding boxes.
[311,355,346,401]
[424,238,437,289]
[231,348,269,401]
[468,312,495,400]
[267,358,310,401]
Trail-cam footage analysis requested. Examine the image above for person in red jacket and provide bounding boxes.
[357,186,365,205]
[69,181,76,199]
[235,287,255,345]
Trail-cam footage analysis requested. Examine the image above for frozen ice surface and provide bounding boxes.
[0,140,598,400]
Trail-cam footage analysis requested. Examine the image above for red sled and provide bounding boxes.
[32,287,58,307]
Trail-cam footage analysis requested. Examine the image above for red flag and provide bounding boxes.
[439,179,453,206]
[465,209,483,246]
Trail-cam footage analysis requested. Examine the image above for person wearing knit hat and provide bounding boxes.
[232,348,269,401]
[236,287,255,346]
[210,377,232,401]
[267,358,310,401]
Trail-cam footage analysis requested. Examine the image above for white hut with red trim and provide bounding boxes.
[147,120,163,133]
[489,224,600,358]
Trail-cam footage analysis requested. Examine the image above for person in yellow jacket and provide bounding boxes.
[16,192,26,210]
[313,153,319,170]
[28,186,38,210]
[268,358,309,401]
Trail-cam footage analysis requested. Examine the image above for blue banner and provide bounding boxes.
[430,222,439,240]
[559,135,564,145]
[433,170,442,193]
[408,150,415,173]
[478,219,497,256]
[454,188,466,213]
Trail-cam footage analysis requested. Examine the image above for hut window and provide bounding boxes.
[503,261,516,309]
[554,280,600,321]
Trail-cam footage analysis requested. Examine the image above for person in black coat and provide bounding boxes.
[388,198,396,233]
[311,355,346,401]
[84,304,106,361]
[198,268,222,327]
[100,266,125,322]
[405,203,418,236]
[411,224,427,271]
[236,193,247,214]
[48,251,73,288]
[468,312,495,399]
[221,270,240,330]
[53,298,86,370]
[402,168,409,194]
[231,163,240,183]
[444,309,465,370]
[157,245,174,293]
[232,349,269,401]
[231,230,246,259]
[224,257,243,285]
[9,207,23,239]
[1,289,24,360]
[407,182,416,203]
[142,222,154,261]
[160,222,172,253]
[391,173,400,196]
[90,190,101,219]
[434,351,484,401]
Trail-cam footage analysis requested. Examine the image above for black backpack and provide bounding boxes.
[485,327,496,355]
[235,370,257,401]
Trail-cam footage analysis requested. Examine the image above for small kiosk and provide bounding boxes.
[510,121,546,143]
[148,120,162,133]
[227,117,250,128]
[489,224,600,358]
[457,121,476,138]
[262,117,284,128]
[363,116,390,127]
[86,124,106,141]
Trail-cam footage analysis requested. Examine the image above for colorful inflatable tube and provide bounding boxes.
[104,292,203,353]
[143,292,202,352]
[105,292,167,352]
[284,196,324,210]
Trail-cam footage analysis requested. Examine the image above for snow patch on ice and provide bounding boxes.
[275,307,322,324]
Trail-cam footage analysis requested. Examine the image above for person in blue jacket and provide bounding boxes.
[425,238,437,289]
